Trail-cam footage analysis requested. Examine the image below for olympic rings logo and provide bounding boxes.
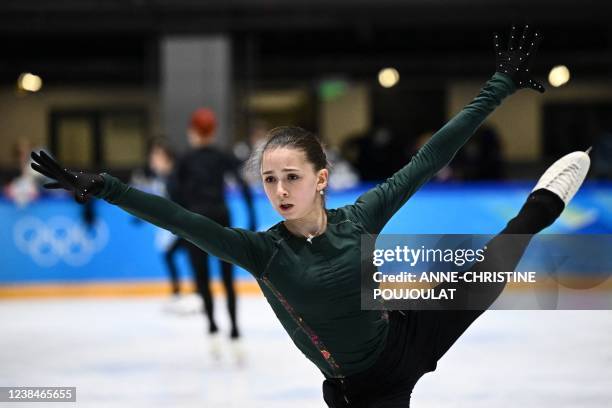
[13,216,109,267]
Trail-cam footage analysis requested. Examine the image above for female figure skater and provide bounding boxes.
[31,25,591,406]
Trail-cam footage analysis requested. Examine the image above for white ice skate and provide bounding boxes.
[162,294,182,314]
[532,148,591,206]
[231,339,247,367]
[163,293,202,316]
[209,333,222,362]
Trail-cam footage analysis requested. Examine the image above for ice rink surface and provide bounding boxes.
[1,296,611,408]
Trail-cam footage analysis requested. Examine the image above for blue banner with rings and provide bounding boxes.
[1,182,611,284]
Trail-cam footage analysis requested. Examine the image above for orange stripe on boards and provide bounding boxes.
[0,280,262,299]
[2,278,611,299]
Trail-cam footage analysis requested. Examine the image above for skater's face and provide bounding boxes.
[261,147,328,220]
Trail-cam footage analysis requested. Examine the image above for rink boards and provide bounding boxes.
[1,182,611,297]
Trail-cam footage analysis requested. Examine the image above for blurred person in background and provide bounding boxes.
[167,107,257,360]
[131,141,191,309]
[30,26,592,407]
[131,140,176,197]
[3,139,44,208]
[344,126,397,181]
[592,129,612,179]
[324,146,360,191]
[233,118,269,162]
[4,140,101,230]
[149,142,184,303]
[407,125,504,182]
[233,118,271,185]
[454,125,505,180]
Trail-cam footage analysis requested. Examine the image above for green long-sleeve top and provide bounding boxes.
[97,73,516,379]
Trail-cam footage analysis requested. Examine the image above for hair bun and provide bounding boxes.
[190,108,217,137]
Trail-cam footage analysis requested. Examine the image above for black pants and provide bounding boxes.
[184,238,238,337]
[164,237,183,295]
[323,190,564,407]
[168,209,239,338]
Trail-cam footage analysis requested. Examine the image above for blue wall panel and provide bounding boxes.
[1,182,611,284]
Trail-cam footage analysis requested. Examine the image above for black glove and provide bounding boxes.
[494,24,545,93]
[30,150,105,204]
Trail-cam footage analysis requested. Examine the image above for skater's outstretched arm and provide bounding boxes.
[30,151,268,274]
[350,25,543,234]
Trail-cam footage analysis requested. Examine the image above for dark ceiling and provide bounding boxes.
[1,0,611,85]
